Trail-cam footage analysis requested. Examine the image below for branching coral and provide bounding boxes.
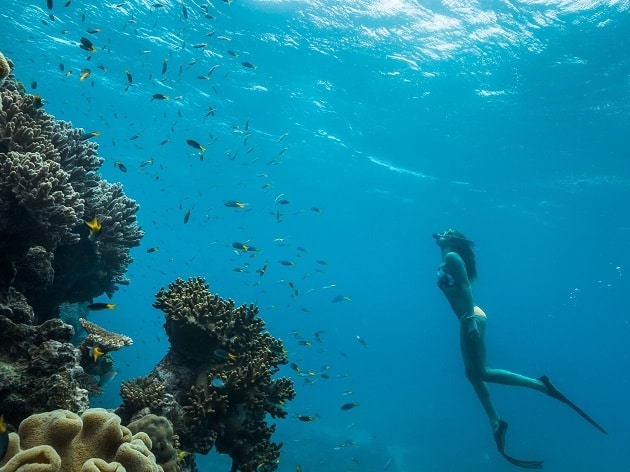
[117,277,295,472]
[0,409,163,472]
[0,53,143,321]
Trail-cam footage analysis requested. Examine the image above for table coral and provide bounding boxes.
[117,277,295,472]
[0,409,163,472]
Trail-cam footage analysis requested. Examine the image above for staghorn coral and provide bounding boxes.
[0,409,163,472]
[0,53,143,321]
[117,277,295,472]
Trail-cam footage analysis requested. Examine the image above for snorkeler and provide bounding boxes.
[433,229,607,469]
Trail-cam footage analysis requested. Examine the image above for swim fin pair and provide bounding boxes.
[538,376,608,435]
[493,376,607,469]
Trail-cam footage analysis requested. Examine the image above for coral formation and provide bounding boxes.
[128,415,178,472]
[77,318,132,387]
[0,53,143,321]
[0,408,163,472]
[0,289,89,427]
[117,277,295,472]
[0,51,9,84]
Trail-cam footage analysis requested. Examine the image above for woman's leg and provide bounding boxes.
[461,316,546,393]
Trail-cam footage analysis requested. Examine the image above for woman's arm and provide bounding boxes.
[444,251,470,287]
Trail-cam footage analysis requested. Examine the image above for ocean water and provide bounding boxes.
[2,1,630,471]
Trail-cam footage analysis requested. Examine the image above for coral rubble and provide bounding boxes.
[0,408,163,472]
[0,51,143,322]
[117,277,295,472]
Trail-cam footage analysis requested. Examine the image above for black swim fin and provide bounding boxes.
[494,419,544,469]
[539,376,608,435]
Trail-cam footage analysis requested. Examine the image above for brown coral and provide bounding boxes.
[127,415,178,472]
[0,311,89,427]
[79,318,133,352]
[0,54,143,321]
[0,51,10,84]
[116,277,295,471]
[0,409,163,472]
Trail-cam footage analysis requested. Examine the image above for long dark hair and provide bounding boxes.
[448,230,478,282]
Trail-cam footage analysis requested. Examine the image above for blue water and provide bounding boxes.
[3,1,630,470]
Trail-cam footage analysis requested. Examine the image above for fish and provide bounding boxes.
[210,377,225,388]
[295,415,315,422]
[84,216,102,238]
[289,362,301,373]
[227,50,237,57]
[86,28,101,34]
[256,263,267,277]
[64,0,71,6]
[59,63,65,71]
[79,37,96,53]
[298,340,311,347]
[152,93,169,100]
[98,369,119,387]
[160,138,170,145]
[97,65,107,72]
[129,133,140,141]
[181,1,188,19]
[31,80,37,90]
[140,158,154,167]
[223,200,247,208]
[0,415,8,461]
[79,130,101,140]
[114,161,128,172]
[87,302,116,311]
[356,335,368,348]
[161,57,168,74]
[146,247,159,253]
[311,207,322,213]
[232,241,252,252]
[47,0,53,9]
[332,295,351,303]
[192,43,208,49]
[186,139,206,152]
[183,208,191,224]
[125,69,133,84]
[279,260,295,267]
[242,61,256,69]
[89,346,105,362]
[316,259,328,265]
[340,402,360,410]
[79,68,91,81]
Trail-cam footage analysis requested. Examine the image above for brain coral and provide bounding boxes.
[0,409,163,472]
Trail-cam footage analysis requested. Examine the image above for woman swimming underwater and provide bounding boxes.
[433,229,607,469]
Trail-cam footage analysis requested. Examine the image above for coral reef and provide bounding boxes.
[0,289,89,427]
[0,408,163,472]
[117,277,295,472]
[0,52,143,321]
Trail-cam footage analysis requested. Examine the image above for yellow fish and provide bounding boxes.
[85,216,102,238]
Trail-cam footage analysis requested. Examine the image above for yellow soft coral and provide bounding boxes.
[0,409,162,472]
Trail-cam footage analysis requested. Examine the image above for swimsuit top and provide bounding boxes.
[437,266,455,290]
